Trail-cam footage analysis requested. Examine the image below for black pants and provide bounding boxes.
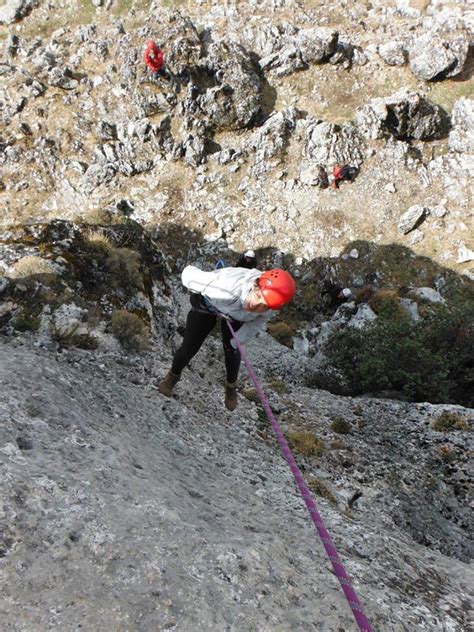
[171,301,242,383]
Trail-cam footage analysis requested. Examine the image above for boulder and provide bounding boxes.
[409,33,469,81]
[0,0,37,25]
[165,15,203,76]
[303,119,365,169]
[356,90,451,141]
[180,40,262,131]
[398,205,429,235]
[457,245,474,264]
[181,133,207,167]
[410,287,446,304]
[249,108,298,176]
[241,22,297,58]
[378,41,408,66]
[348,304,377,329]
[400,298,420,321]
[47,67,79,90]
[298,27,339,64]
[299,161,329,188]
[448,98,474,154]
[82,163,117,194]
[259,27,338,76]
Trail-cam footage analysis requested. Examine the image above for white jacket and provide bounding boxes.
[181,265,274,346]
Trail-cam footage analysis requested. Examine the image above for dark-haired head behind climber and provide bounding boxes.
[235,249,257,269]
[158,265,296,411]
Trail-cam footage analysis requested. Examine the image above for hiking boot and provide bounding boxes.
[224,380,238,411]
[158,370,180,397]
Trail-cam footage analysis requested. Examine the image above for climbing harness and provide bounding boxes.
[225,319,373,632]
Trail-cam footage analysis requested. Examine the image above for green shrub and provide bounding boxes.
[106,247,143,293]
[111,310,150,352]
[11,308,41,331]
[316,298,474,406]
[330,417,352,434]
[368,289,407,319]
[432,411,469,432]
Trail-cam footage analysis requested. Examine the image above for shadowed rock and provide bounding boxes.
[356,90,451,141]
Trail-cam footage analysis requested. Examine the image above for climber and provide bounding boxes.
[158,266,296,411]
[321,280,353,310]
[143,39,176,86]
[235,249,258,269]
[331,164,358,189]
[144,40,164,73]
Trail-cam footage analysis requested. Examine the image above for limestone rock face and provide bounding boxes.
[198,40,262,131]
[0,334,472,631]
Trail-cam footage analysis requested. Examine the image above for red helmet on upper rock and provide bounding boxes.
[258,269,296,309]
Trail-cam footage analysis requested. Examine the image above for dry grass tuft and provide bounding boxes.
[81,208,117,226]
[306,476,337,504]
[432,411,469,432]
[111,310,150,352]
[267,321,297,347]
[9,255,57,279]
[287,429,324,457]
[84,229,114,252]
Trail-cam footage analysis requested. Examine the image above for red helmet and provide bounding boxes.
[258,269,296,309]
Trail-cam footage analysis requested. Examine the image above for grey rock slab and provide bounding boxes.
[259,27,338,76]
[298,27,339,64]
[0,326,473,631]
[250,108,299,176]
[299,161,329,188]
[449,97,474,153]
[457,244,474,263]
[398,204,429,234]
[348,303,377,329]
[400,298,420,321]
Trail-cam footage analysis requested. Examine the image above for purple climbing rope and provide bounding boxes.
[226,320,373,632]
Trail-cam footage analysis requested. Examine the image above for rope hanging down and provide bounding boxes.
[226,320,373,632]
